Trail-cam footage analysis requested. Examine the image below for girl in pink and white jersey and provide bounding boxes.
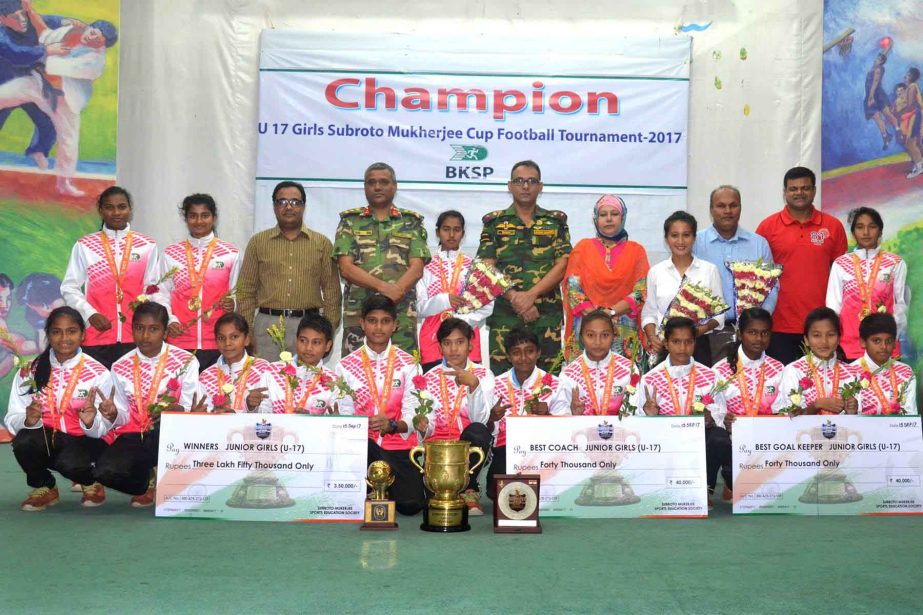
[198,313,272,413]
[159,194,240,371]
[6,307,116,511]
[61,186,164,368]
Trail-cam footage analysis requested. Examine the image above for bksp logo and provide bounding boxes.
[447,144,493,179]
[450,144,488,161]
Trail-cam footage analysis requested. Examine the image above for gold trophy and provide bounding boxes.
[361,460,398,530]
[574,421,641,506]
[226,419,295,509]
[410,440,485,532]
[796,420,863,504]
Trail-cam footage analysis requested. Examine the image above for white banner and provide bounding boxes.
[506,416,707,518]
[254,32,690,257]
[732,416,923,516]
[155,413,368,522]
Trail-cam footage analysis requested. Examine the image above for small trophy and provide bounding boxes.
[361,460,398,531]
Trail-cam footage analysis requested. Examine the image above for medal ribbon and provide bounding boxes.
[439,252,466,294]
[439,365,467,428]
[217,356,253,411]
[99,230,134,302]
[579,356,617,415]
[284,368,323,414]
[45,355,86,429]
[361,347,397,416]
[663,364,697,416]
[860,358,899,414]
[132,351,169,429]
[506,372,545,416]
[851,252,883,315]
[184,238,217,310]
[807,355,840,399]
[737,361,766,417]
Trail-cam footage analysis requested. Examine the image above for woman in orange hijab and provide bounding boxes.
[563,195,650,363]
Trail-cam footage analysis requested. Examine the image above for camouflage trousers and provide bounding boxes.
[342,312,419,356]
[486,304,563,376]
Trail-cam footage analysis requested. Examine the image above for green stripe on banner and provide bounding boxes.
[259,68,690,82]
[255,177,687,190]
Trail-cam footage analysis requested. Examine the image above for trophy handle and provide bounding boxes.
[468,446,486,475]
[409,446,425,474]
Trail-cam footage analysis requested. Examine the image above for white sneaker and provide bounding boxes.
[907,163,923,179]
[57,177,85,197]
[70,482,82,493]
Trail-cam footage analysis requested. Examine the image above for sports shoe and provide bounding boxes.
[21,486,60,512]
[460,488,484,516]
[81,483,106,507]
[722,486,733,503]
[130,475,156,508]
[907,163,923,179]
[70,482,82,493]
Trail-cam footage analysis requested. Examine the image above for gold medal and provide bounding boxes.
[188,296,201,311]
[116,288,123,302]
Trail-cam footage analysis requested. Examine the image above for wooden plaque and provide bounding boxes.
[493,474,542,533]
[360,499,398,531]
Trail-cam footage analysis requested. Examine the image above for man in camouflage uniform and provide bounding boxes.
[334,162,430,355]
[478,160,571,375]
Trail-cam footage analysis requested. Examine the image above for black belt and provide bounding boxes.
[258,307,319,318]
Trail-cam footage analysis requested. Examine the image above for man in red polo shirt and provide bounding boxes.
[756,167,847,364]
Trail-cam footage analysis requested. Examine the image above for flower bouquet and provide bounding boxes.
[619,336,643,420]
[123,266,179,322]
[565,275,593,318]
[456,258,514,314]
[145,352,197,430]
[525,373,555,414]
[725,259,783,318]
[659,279,729,334]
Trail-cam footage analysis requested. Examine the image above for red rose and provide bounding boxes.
[166,378,181,392]
[798,377,814,390]
[889,401,902,415]
[542,373,553,387]
[318,372,331,386]
[412,375,427,390]
[701,394,714,405]
[145,285,159,295]
[282,364,297,377]
[212,393,228,407]
[629,372,641,387]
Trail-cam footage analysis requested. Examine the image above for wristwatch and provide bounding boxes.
[387,418,399,434]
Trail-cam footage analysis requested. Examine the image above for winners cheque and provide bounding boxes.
[732,416,923,516]
[505,416,708,518]
[155,413,368,522]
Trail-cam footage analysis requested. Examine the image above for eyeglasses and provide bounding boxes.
[510,177,541,186]
[274,198,305,208]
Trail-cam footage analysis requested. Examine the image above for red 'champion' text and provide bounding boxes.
[324,78,620,121]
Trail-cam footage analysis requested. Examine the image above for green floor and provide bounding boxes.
[1,447,921,614]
